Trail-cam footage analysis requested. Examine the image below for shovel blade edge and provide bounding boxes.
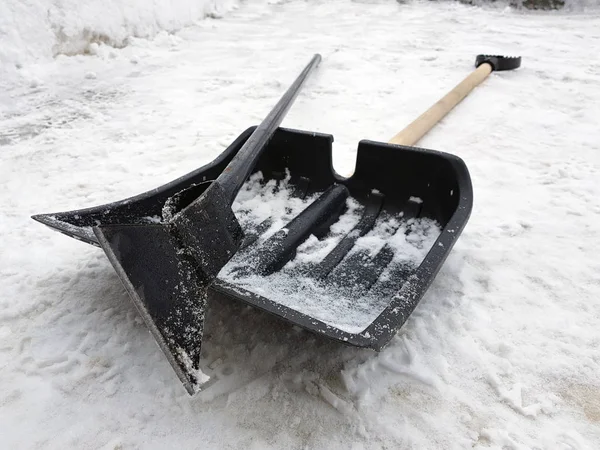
[94,222,212,395]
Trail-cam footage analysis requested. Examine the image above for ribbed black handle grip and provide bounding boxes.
[475,54,521,72]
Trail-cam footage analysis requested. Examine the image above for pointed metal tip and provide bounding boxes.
[31,212,99,245]
[31,213,51,224]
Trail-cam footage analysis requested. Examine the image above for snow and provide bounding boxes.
[2,0,600,448]
[0,0,239,71]
[223,171,442,332]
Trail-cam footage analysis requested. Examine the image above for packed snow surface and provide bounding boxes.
[1,0,600,449]
[0,0,239,70]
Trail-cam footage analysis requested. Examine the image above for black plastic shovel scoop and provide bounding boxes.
[33,54,520,394]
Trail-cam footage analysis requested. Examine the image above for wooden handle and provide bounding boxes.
[388,63,493,147]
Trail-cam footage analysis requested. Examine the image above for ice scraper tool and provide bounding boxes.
[34,54,320,394]
[33,54,519,395]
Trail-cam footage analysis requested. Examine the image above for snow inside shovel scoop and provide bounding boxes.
[213,128,473,349]
[33,125,472,394]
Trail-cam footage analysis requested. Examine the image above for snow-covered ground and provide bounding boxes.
[0,0,240,69]
[1,0,600,448]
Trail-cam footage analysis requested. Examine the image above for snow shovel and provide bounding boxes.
[32,54,520,394]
